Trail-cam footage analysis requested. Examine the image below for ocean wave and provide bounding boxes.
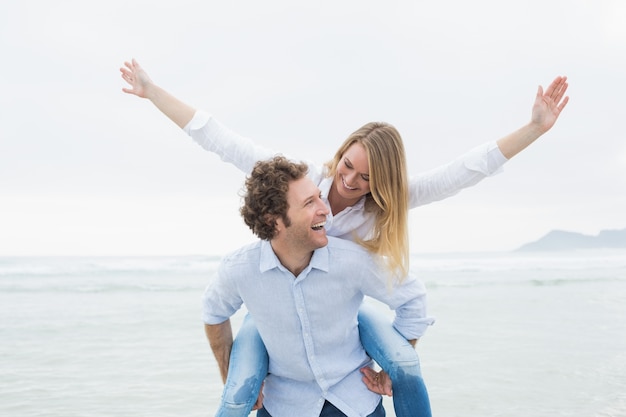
[2,252,625,294]
[0,256,220,278]
[3,250,624,277]
[411,249,626,274]
[0,282,203,293]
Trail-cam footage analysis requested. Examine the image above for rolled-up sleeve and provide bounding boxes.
[362,266,435,340]
[389,274,436,340]
[201,262,244,325]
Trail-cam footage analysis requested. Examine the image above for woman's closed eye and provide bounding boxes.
[344,159,369,181]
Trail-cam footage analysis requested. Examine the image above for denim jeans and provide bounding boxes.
[357,304,432,417]
[215,315,268,417]
[256,400,385,417]
[215,308,431,417]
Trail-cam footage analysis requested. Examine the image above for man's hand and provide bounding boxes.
[360,367,392,396]
[252,383,264,410]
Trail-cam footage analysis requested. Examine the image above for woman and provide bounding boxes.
[120,59,569,417]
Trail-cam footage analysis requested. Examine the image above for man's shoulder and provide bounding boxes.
[221,241,263,265]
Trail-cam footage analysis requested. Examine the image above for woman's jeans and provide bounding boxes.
[357,304,431,417]
[215,306,431,417]
[216,315,268,417]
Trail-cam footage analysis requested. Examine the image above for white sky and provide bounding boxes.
[1,0,625,256]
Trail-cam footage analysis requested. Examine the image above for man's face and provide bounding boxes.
[279,176,330,252]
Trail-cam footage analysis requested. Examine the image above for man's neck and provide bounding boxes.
[270,240,314,277]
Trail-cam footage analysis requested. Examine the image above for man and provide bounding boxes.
[203,156,432,417]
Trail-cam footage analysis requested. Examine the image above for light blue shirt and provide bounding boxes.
[202,237,434,417]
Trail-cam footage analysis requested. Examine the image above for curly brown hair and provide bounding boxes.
[240,156,309,240]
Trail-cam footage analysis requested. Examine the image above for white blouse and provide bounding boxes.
[184,111,508,241]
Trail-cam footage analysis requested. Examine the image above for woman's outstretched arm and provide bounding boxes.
[496,75,570,159]
[120,58,196,129]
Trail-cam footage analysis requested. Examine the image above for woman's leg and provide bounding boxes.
[216,314,269,417]
[358,304,432,417]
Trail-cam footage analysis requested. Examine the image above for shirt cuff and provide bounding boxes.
[183,110,212,134]
[393,316,436,340]
[463,141,508,176]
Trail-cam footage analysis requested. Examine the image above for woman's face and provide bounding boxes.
[334,142,371,200]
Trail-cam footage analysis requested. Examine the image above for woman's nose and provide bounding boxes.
[345,172,358,187]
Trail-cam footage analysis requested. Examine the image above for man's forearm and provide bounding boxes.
[204,320,233,383]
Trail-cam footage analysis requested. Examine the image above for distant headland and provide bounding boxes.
[516,228,626,251]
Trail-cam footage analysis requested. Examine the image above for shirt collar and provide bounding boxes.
[309,244,330,272]
[259,240,280,272]
[259,239,330,274]
[319,176,333,201]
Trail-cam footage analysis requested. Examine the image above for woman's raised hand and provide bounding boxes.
[530,75,570,133]
[120,58,153,99]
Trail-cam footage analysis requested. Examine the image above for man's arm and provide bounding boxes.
[204,320,233,383]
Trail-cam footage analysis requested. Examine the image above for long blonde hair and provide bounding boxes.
[325,122,410,279]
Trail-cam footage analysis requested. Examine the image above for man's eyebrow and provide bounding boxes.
[302,189,322,205]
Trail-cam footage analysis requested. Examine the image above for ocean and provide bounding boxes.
[1,250,625,417]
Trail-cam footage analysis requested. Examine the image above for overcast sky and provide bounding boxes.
[1,0,625,256]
